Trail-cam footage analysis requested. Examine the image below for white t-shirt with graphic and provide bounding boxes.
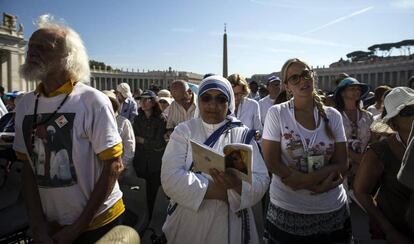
[262,100,347,214]
[13,83,123,225]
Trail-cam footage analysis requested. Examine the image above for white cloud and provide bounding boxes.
[230,31,351,47]
[302,6,374,35]
[171,28,194,33]
[391,0,414,9]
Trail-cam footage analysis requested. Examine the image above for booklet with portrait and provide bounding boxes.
[190,140,253,184]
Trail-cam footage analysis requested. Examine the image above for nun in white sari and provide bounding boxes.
[161,75,269,244]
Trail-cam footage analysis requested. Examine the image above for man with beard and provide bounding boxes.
[14,15,124,243]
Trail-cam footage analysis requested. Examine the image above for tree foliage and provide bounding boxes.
[367,39,414,56]
[346,50,374,60]
[89,60,113,71]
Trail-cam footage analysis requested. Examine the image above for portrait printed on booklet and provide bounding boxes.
[190,140,253,184]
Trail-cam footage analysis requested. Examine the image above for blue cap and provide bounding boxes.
[267,75,281,85]
[139,90,157,99]
[333,77,370,100]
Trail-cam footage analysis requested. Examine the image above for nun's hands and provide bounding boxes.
[210,169,242,194]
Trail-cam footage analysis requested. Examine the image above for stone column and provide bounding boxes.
[7,51,22,91]
[0,52,7,89]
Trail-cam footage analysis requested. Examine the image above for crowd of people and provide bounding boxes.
[2,14,413,244]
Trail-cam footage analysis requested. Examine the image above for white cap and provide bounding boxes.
[116,83,132,98]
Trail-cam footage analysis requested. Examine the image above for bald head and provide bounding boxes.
[171,80,191,103]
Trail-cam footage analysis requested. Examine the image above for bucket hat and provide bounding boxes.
[333,77,370,100]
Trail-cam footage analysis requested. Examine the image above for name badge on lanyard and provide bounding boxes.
[289,100,324,172]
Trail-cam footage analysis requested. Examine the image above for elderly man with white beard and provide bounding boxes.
[14,15,125,244]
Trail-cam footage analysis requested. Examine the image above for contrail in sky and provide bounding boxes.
[302,6,374,35]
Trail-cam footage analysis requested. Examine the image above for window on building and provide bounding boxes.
[378,73,383,83]
[370,73,376,83]
[400,71,406,84]
[384,72,390,83]
[392,71,398,84]
[363,73,368,84]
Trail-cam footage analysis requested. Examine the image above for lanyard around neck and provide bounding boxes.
[288,100,321,155]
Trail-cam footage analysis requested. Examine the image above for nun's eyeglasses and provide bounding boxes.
[286,70,314,85]
[200,94,228,104]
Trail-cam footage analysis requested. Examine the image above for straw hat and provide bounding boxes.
[96,225,140,244]
[102,90,120,113]
[158,89,171,98]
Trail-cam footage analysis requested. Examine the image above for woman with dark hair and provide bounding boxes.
[333,77,373,187]
[354,87,414,243]
[132,90,167,213]
[262,58,351,243]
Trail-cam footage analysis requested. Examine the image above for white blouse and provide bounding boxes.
[235,97,262,131]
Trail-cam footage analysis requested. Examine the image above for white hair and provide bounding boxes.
[36,14,90,82]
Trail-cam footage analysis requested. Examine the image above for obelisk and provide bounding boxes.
[223,23,228,78]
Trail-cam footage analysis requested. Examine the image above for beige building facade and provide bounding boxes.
[90,67,203,92]
[250,55,414,92]
[0,13,28,92]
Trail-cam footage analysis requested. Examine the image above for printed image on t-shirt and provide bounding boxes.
[22,113,77,188]
[282,126,334,173]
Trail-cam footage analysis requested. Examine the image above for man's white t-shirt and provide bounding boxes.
[258,95,275,125]
[262,100,348,214]
[13,83,123,225]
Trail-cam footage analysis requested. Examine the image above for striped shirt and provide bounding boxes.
[166,95,198,129]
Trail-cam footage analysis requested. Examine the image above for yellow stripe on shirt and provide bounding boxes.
[87,198,125,231]
[98,143,123,161]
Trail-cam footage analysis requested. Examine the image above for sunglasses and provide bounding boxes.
[286,70,314,85]
[200,94,228,104]
[399,105,414,117]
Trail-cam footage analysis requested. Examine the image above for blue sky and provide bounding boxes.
[2,0,414,77]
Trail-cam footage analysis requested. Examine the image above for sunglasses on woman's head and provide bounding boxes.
[200,94,228,104]
[399,105,414,117]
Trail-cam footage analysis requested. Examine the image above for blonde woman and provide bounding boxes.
[262,58,351,243]
[227,74,262,132]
